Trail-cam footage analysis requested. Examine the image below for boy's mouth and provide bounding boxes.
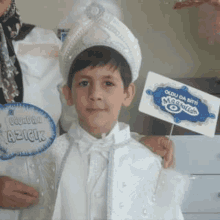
[86,108,106,113]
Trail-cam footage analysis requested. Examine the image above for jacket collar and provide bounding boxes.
[68,121,131,146]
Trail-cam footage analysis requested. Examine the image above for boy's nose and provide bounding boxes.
[89,84,103,101]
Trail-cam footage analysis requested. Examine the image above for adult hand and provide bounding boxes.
[0,176,39,209]
[140,136,174,168]
[173,0,211,10]
[173,0,220,44]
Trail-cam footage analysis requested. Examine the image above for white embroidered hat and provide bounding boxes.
[59,1,142,84]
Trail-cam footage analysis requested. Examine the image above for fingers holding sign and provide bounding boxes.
[0,176,39,209]
[140,136,174,169]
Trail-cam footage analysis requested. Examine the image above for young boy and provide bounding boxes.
[52,2,189,220]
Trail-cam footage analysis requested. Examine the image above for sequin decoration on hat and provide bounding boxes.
[59,1,142,84]
[86,2,105,20]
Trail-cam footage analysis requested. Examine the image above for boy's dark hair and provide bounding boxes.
[67,46,132,89]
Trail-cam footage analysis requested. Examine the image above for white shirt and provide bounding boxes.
[77,123,120,220]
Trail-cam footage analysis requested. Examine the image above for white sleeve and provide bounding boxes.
[157,169,191,205]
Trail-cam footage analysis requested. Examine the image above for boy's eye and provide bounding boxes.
[79,81,89,87]
[105,81,114,86]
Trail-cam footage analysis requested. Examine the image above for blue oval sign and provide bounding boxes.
[0,103,56,160]
[146,86,215,123]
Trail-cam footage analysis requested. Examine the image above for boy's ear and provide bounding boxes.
[62,85,74,106]
[122,83,136,107]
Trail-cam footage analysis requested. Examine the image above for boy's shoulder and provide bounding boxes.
[126,138,190,191]
[113,136,162,174]
[114,122,162,167]
[121,137,162,164]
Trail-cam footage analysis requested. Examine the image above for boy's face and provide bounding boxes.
[64,65,135,135]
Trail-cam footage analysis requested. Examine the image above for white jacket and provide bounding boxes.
[53,122,190,220]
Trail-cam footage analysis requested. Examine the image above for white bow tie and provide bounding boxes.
[77,137,114,159]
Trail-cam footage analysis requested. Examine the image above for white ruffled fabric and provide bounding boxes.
[13,27,63,127]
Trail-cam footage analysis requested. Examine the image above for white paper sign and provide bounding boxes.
[0,103,56,160]
[139,71,220,137]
